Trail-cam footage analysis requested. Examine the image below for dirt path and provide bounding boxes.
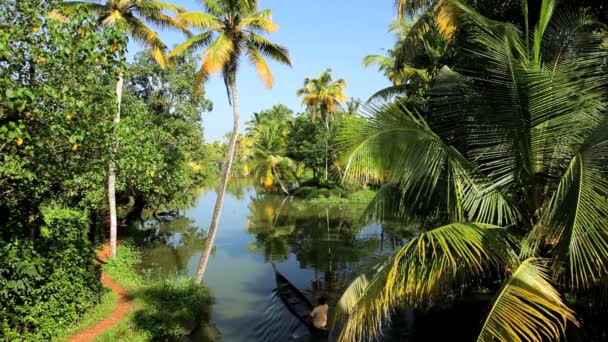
[68,244,133,342]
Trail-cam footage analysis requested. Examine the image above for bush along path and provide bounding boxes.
[68,243,133,342]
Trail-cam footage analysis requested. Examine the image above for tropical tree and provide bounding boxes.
[345,98,362,115]
[249,122,299,194]
[58,0,188,258]
[335,1,608,340]
[395,0,458,39]
[168,0,291,284]
[296,68,348,182]
[246,105,299,193]
[363,17,445,104]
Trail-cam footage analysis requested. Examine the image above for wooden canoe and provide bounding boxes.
[272,264,329,338]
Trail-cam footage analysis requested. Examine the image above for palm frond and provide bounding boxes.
[168,32,214,59]
[477,258,578,342]
[136,9,190,36]
[248,33,291,66]
[522,120,608,289]
[125,16,167,64]
[176,11,221,30]
[240,9,278,33]
[202,32,234,74]
[367,84,409,103]
[335,223,515,342]
[193,60,210,93]
[246,43,273,88]
[338,103,519,225]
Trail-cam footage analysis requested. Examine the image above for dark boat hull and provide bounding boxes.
[274,269,329,338]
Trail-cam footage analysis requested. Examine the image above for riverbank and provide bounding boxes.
[293,186,377,205]
[88,241,217,341]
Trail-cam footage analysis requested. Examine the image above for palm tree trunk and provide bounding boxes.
[272,167,290,195]
[324,120,329,183]
[195,81,240,284]
[108,72,123,259]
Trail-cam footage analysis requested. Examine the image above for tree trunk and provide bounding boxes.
[108,72,123,259]
[195,81,240,285]
[324,120,329,183]
[272,167,290,195]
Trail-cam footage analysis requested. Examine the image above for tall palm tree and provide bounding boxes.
[168,0,291,284]
[296,68,347,182]
[335,0,608,340]
[59,0,188,258]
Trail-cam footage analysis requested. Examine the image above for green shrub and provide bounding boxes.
[0,206,100,341]
[131,277,214,339]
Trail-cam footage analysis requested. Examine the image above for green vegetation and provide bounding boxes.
[55,288,119,342]
[96,243,217,341]
[334,1,608,341]
[295,187,376,206]
[0,2,123,338]
[59,0,189,259]
[2,0,607,340]
[119,50,211,219]
[0,0,212,339]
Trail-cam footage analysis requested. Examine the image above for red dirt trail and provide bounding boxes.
[68,243,133,342]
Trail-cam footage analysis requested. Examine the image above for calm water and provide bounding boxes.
[135,182,608,341]
[135,183,416,341]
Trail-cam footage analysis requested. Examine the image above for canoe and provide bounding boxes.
[272,264,329,338]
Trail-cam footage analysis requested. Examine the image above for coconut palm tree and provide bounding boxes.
[168,0,291,284]
[395,0,458,39]
[363,17,446,103]
[59,0,188,258]
[296,68,347,182]
[345,98,362,116]
[335,0,608,340]
[248,121,298,194]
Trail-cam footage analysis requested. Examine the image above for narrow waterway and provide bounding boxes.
[135,182,416,341]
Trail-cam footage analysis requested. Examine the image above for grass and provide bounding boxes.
[299,187,377,205]
[54,287,119,341]
[93,242,218,341]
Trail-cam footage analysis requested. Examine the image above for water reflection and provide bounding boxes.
[136,184,409,341]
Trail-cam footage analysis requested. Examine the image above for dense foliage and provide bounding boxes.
[336,0,608,341]
[0,1,213,339]
[119,50,212,218]
[0,1,125,338]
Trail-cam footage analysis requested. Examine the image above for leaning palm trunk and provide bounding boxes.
[272,167,290,195]
[108,71,123,259]
[195,82,240,284]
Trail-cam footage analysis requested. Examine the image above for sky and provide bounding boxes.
[127,0,396,142]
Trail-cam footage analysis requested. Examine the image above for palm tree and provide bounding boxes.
[345,98,362,115]
[248,121,298,194]
[296,68,347,182]
[168,0,291,284]
[395,0,457,39]
[335,1,608,340]
[59,0,188,258]
[363,17,445,103]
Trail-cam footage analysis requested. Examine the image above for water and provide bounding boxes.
[136,183,414,341]
[135,182,608,341]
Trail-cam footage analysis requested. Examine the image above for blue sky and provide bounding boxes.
[128,0,396,141]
